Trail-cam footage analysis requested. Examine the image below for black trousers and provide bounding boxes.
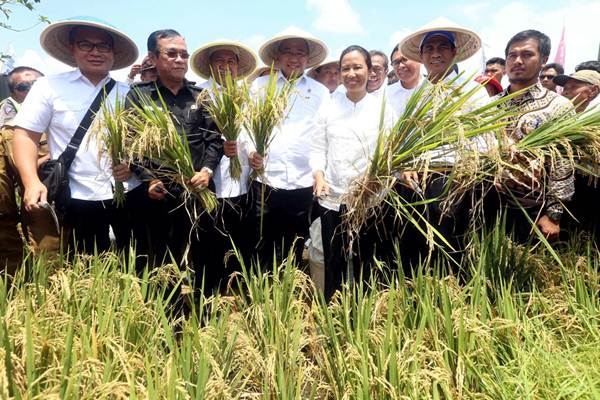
[193,194,251,293]
[320,205,376,301]
[66,183,150,258]
[250,181,313,267]
[567,173,600,244]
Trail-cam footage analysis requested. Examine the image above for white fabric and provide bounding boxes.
[199,78,251,198]
[387,78,423,117]
[369,77,388,100]
[13,69,139,201]
[588,94,600,111]
[246,71,329,190]
[310,91,396,211]
[307,217,324,292]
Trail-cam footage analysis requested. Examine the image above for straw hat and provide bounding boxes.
[554,70,600,87]
[399,17,481,63]
[259,26,328,69]
[308,57,339,78]
[40,16,138,70]
[191,40,258,80]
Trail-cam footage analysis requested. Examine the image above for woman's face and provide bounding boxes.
[340,50,370,95]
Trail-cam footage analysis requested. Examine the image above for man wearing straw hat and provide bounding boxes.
[190,39,257,288]
[12,16,145,256]
[248,26,330,264]
[397,18,486,258]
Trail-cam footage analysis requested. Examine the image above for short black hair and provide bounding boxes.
[541,63,564,75]
[575,60,600,73]
[390,43,400,61]
[505,30,551,58]
[7,66,43,92]
[68,26,114,46]
[369,50,388,70]
[147,29,182,53]
[486,57,505,67]
[340,45,372,70]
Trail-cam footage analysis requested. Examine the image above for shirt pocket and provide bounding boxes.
[51,100,86,133]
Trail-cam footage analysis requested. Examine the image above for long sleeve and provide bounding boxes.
[310,100,329,174]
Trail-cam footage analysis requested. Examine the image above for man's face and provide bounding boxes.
[276,38,309,79]
[484,63,505,83]
[391,51,421,84]
[209,49,239,81]
[314,64,339,93]
[562,79,599,112]
[539,68,559,91]
[151,36,189,82]
[420,36,457,80]
[69,27,115,79]
[367,55,387,92]
[10,70,42,103]
[506,38,547,87]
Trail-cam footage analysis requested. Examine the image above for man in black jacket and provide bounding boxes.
[126,29,223,286]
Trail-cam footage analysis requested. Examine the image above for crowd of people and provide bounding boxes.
[1,16,599,300]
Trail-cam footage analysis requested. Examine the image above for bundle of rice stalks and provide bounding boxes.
[97,96,129,207]
[200,71,248,181]
[124,92,218,213]
[242,66,295,179]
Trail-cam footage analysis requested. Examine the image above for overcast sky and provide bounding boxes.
[2,0,599,82]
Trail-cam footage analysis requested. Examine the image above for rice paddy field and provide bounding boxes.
[1,224,599,400]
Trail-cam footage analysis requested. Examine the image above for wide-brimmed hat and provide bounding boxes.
[554,70,600,87]
[191,40,258,80]
[259,26,328,69]
[308,57,339,78]
[40,16,138,70]
[399,17,481,63]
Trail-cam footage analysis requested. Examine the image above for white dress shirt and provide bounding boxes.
[198,78,251,198]
[387,78,423,117]
[310,91,396,211]
[247,71,330,190]
[13,69,139,201]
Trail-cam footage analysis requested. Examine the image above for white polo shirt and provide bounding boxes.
[310,91,396,211]
[198,78,251,199]
[247,71,329,190]
[13,69,139,201]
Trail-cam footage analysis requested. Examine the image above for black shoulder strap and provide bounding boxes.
[59,78,116,169]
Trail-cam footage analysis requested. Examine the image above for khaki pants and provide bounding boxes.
[0,128,59,274]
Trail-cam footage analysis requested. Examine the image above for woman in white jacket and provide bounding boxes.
[311,45,395,301]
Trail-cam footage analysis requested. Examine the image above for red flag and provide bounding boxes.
[554,26,566,66]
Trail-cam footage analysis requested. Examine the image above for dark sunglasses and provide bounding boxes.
[539,74,556,80]
[14,81,37,92]
[76,40,113,53]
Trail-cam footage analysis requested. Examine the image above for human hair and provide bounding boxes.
[147,29,182,53]
[390,43,400,61]
[541,63,564,74]
[68,26,114,45]
[340,45,372,70]
[7,66,43,92]
[486,57,505,67]
[575,60,600,73]
[505,30,551,58]
[369,50,388,70]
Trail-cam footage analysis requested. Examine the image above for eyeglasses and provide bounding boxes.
[391,59,409,67]
[279,49,308,58]
[539,74,556,80]
[76,40,113,53]
[14,81,37,92]
[159,49,190,60]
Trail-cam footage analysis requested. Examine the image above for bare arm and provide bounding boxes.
[13,127,47,210]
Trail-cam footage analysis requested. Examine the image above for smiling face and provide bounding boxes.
[276,38,309,79]
[209,49,239,82]
[69,27,115,81]
[313,63,339,92]
[367,55,387,92]
[420,35,457,82]
[151,35,189,83]
[391,50,421,87]
[506,38,547,89]
[341,50,370,100]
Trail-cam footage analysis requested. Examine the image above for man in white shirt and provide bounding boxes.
[387,44,423,116]
[12,17,142,256]
[190,40,258,287]
[367,50,389,98]
[248,27,329,264]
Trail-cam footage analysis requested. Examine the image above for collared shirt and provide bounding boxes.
[198,78,250,198]
[0,96,19,128]
[311,91,396,211]
[494,82,575,217]
[13,69,139,201]
[125,79,224,183]
[369,77,389,100]
[387,78,423,117]
[247,71,329,190]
